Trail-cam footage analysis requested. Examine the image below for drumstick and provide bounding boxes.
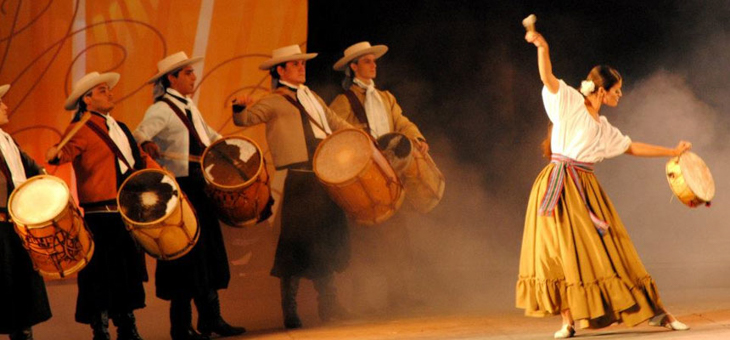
[522,14,537,32]
[54,112,92,154]
[161,152,201,163]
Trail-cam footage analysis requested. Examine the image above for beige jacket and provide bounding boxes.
[233,87,352,168]
[329,84,424,141]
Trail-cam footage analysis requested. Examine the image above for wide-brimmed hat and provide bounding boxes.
[333,41,388,71]
[259,44,317,70]
[0,84,9,99]
[148,51,204,84]
[64,72,120,110]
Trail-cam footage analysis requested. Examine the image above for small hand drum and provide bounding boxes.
[666,151,715,207]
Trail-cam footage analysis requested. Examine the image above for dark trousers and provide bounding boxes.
[0,221,51,333]
[75,212,147,324]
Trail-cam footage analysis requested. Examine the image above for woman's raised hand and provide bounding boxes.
[525,31,547,48]
[674,140,692,156]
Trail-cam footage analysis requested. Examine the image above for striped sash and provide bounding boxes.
[538,154,610,236]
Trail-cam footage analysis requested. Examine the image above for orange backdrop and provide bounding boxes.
[0,0,308,195]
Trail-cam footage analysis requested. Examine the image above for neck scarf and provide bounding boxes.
[0,129,26,187]
[280,80,332,138]
[166,88,211,146]
[353,78,389,138]
[100,113,136,173]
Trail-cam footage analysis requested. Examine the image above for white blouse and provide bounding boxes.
[542,80,631,163]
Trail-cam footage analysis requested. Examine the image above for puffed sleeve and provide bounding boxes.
[599,116,632,159]
[542,79,585,124]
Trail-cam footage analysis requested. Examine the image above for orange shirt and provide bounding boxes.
[56,113,160,204]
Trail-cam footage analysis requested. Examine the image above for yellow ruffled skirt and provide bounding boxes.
[516,163,664,329]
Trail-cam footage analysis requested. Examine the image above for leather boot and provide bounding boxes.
[8,328,33,340]
[170,298,210,340]
[194,291,246,337]
[112,312,144,340]
[314,275,351,322]
[90,311,111,340]
[280,276,302,329]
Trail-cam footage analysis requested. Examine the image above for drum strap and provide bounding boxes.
[159,98,206,156]
[85,119,136,173]
[539,154,609,236]
[282,95,321,164]
[344,90,371,132]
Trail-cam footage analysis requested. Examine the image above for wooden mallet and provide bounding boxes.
[522,14,537,32]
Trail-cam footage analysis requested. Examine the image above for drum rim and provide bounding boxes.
[200,136,265,190]
[377,131,417,174]
[116,168,183,226]
[8,174,71,227]
[313,128,377,185]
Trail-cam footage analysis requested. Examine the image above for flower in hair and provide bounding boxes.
[580,80,595,96]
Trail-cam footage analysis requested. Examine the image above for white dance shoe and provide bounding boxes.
[553,324,575,338]
[649,313,690,331]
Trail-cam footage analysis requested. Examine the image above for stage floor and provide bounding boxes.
[32,280,730,339]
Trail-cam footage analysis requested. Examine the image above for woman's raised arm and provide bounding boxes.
[526,31,559,94]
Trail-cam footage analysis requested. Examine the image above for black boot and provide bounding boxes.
[170,298,210,340]
[315,275,351,322]
[281,276,302,329]
[90,311,111,340]
[8,328,33,340]
[194,291,246,337]
[112,312,144,340]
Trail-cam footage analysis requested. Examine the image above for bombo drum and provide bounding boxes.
[314,128,404,225]
[666,151,715,207]
[377,133,445,213]
[118,169,199,260]
[201,136,272,227]
[8,175,94,278]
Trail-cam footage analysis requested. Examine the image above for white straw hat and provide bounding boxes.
[333,41,388,71]
[148,51,203,84]
[259,44,317,70]
[0,84,9,99]
[64,72,120,110]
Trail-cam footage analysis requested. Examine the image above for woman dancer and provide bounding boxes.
[516,27,691,338]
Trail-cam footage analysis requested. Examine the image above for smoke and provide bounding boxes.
[301,0,730,322]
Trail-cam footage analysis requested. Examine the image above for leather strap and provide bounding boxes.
[282,94,322,163]
[159,98,206,153]
[85,119,134,171]
[344,90,371,132]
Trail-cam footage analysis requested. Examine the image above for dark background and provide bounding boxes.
[299,0,730,313]
[307,0,729,189]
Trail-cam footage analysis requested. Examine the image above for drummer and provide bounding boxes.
[0,84,51,340]
[330,41,428,150]
[231,44,353,329]
[45,72,160,340]
[329,41,428,312]
[133,52,244,340]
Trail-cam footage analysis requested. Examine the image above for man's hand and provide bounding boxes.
[142,141,161,159]
[232,95,254,113]
[45,146,61,163]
